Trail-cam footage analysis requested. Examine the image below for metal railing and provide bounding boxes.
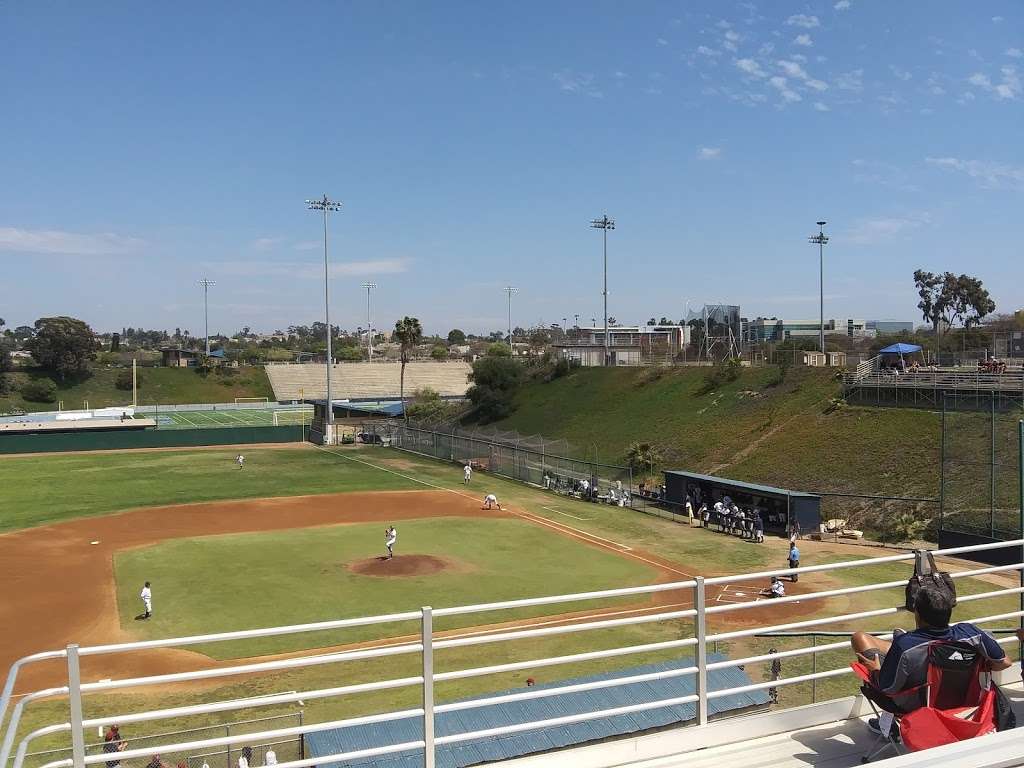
[3,539,1023,768]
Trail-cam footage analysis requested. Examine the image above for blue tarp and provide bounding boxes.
[879,343,922,354]
[305,655,769,768]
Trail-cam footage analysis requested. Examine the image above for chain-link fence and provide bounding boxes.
[24,714,304,768]
[940,394,1023,545]
[362,421,635,503]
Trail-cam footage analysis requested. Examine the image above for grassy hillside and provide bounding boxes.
[0,365,273,413]
[496,365,841,468]
[490,365,950,515]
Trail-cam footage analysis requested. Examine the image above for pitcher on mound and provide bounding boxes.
[385,526,397,559]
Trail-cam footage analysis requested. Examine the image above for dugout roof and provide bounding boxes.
[305,655,766,768]
[663,471,820,500]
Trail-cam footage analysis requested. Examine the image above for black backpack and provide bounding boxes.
[905,550,957,611]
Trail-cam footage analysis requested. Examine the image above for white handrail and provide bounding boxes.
[5,537,1023,768]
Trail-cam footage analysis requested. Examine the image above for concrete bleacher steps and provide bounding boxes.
[264,362,472,402]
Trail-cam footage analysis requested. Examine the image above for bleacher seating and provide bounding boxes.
[264,362,471,402]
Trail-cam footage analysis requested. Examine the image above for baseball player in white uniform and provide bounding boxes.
[140,581,152,619]
[385,526,397,559]
[236,454,245,469]
[463,464,472,484]
[483,493,501,511]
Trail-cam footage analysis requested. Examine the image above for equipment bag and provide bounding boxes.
[905,550,957,611]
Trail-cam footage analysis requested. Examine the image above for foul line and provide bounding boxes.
[541,505,593,522]
[314,446,697,577]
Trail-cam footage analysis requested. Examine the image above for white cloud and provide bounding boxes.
[769,75,802,102]
[657,37,669,46]
[723,30,741,52]
[552,70,603,98]
[697,146,722,159]
[834,0,851,9]
[992,15,1004,23]
[1007,48,1023,59]
[696,45,721,57]
[786,14,820,28]
[792,53,808,62]
[735,58,768,78]
[292,240,321,251]
[926,156,1024,189]
[251,237,284,251]
[968,67,1020,100]
[890,65,912,81]
[209,258,413,279]
[814,101,830,111]
[836,69,864,92]
[759,42,776,56]
[778,60,808,79]
[793,34,813,47]
[806,79,829,91]
[716,19,732,29]
[0,226,145,255]
[845,213,932,245]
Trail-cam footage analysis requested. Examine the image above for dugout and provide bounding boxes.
[663,470,821,534]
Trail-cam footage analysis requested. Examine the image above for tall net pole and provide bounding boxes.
[591,215,615,366]
[198,279,216,356]
[808,221,829,355]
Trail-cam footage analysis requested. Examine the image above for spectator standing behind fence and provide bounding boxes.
[788,542,800,581]
[265,749,277,767]
[768,649,782,704]
[103,725,126,768]
[238,747,253,768]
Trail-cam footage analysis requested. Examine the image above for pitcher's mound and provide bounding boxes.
[348,555,451,578]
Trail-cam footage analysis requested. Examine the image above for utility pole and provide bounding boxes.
[306,194,343,444]
[808,221,829,355]
[590,215,615,366]
[198,279,216,356]
[504,286,518,352]
[361,282,377,362]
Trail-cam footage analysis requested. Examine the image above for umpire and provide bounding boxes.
[788,541,800,582]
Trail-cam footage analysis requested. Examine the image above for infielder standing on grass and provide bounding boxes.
[140,581,152,619]
[236,454,245,469]
[483,493,502,511]
[385,526,397,559]
[463,463,472,484]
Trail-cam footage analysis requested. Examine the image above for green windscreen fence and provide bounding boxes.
[0,425,304,455]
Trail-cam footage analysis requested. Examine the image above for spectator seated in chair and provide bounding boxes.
[849,582,1019,750]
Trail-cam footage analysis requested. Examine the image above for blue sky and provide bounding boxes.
[1,2,1021,336]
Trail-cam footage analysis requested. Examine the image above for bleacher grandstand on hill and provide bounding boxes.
[264,362,472,402]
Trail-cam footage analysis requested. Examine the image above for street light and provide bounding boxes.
[590,214,615,366]
[504,286,518,351]
[361,282,377,362]
[306,194,343,443]
[808,221,829,354]
[198,279,216,356]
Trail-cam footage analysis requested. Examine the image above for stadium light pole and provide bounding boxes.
[306,194,342,443]
[590,214,615,365]
[808,221,829,355]
[504,286,518,352]
[361,282,377,362]
[198,279,216,356]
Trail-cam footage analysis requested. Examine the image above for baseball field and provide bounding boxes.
[2,442,1020,761]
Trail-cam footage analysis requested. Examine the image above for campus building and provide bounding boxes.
[745,318,868,343]
[867,320,915,335]
[554,324,691,366]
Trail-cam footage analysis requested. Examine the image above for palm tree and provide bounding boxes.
[393,317,423,421]
[624,442,663,479]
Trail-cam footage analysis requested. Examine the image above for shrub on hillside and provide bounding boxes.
[21,378,57,403]
[698,357,742,394]
[467,355,523,423]
[114,368,141,390]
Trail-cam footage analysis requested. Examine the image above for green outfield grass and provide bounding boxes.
[114,516,659,658]
[0,446,419,531]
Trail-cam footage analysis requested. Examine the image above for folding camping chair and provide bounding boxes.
[851,639,1000,763]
